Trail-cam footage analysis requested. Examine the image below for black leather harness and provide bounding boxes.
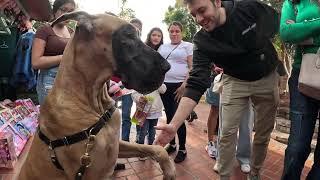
[38,106,116,180]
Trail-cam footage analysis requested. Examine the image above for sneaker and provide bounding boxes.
[165,144,177,154]
[139,157,148,161]
[174,150,187,163]
[240,164,251,174]
[213,162,219,173]
[247,174,260,180]
[205,141,217,159]
[114,163,125,170]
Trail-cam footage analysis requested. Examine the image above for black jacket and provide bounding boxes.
[184,0,280,103]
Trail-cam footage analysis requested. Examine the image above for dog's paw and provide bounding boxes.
[161,158,176,180]
[151,146,176,180]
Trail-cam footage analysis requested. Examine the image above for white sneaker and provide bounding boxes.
[205,141,217,158]
[240,163,251,174]
[213,162,219,173]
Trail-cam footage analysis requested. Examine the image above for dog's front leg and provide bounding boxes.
[118,140,175,180]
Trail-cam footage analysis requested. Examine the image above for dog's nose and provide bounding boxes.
[161,60,171,73]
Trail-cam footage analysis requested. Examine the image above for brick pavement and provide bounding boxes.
[0,102,313,180]
[113,102,313,180]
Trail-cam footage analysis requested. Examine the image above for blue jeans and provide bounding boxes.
[282,68,320,180]
[236,103,254,165]
[121,94,133,141]
[137,118,158,145]
[36,67,58,105]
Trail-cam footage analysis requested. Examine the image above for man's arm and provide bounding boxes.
[184,35,212,102]
[169,98,197,130]
[155,97,197,146]
[155,32,212,146]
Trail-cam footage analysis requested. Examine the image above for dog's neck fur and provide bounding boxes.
[40,39,115,138]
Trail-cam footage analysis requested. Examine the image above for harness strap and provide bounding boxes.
[50,147,65,170]
[75,165,87,180]
[38,105,116,173]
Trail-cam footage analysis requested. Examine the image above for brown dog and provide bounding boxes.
[17,12,175,180]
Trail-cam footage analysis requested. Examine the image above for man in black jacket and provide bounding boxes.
[155,0,280,179]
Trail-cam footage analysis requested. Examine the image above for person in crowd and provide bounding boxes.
[158,21,193,163]
[145,27,163,51]
[214,101,254,174]
[155,0,281,179]
[32,0,75,104]
[121,18,143,142]
[280,0,320,179]
[131,83,166,151]
[206,64,253,174]
[204,65,221,159]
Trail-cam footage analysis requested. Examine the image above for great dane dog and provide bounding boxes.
[18,11,175,180]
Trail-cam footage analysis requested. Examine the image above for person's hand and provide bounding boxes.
[0,0,10,11]
[174,82,185,102]
[214,66,223,74]
[154,124,176,146]
[286,19,295,24]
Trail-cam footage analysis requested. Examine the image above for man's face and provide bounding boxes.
[187,0,221,32]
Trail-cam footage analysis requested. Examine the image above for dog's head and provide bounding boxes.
[52,11,170,94]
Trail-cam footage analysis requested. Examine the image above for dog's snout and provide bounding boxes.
[161,60,171,73]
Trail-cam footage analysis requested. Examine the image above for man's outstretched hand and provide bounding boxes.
[154,124,176,146]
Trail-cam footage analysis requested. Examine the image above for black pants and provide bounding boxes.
[161,82,186,150]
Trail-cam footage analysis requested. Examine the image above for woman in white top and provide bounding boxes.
[158,21,193,163]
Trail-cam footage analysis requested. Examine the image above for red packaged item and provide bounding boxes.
[0,132,17,168]
[131,96,153,127]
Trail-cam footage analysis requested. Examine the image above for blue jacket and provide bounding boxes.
[10,31,37,90]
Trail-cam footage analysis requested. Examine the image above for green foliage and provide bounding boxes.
[259,0,295,61]
[118,0,136,21]
[32,20,46,30]
[163,4,199,42]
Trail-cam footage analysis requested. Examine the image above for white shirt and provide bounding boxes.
[158,41,193,83]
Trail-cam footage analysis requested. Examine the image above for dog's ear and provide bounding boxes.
[51,11,95,34]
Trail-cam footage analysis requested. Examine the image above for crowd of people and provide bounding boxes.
[5,0,319,179]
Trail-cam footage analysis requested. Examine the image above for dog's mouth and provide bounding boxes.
[121,76,164,94]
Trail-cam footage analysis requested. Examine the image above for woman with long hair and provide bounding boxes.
[145,27,163,51]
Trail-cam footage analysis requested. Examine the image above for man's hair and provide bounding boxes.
[168,21,183,32]
[183,0,215,5]
[129,18,143,27]
[183,0,193,4]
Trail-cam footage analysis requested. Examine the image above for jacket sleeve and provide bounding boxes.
[280,0,320,43]
[183,33,212,103]
[131,91,142,103]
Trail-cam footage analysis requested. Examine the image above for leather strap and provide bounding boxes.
[38,105,116,174]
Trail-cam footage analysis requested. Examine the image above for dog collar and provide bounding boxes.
[38,105,116,177]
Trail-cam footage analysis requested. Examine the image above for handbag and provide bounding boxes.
[298,48,320,100]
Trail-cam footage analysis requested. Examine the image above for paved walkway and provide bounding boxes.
[0,103,313,180]
[113,102,313,180]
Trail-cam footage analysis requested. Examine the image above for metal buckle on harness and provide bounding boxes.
[80,153,92,168]
[49,142,56,161]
